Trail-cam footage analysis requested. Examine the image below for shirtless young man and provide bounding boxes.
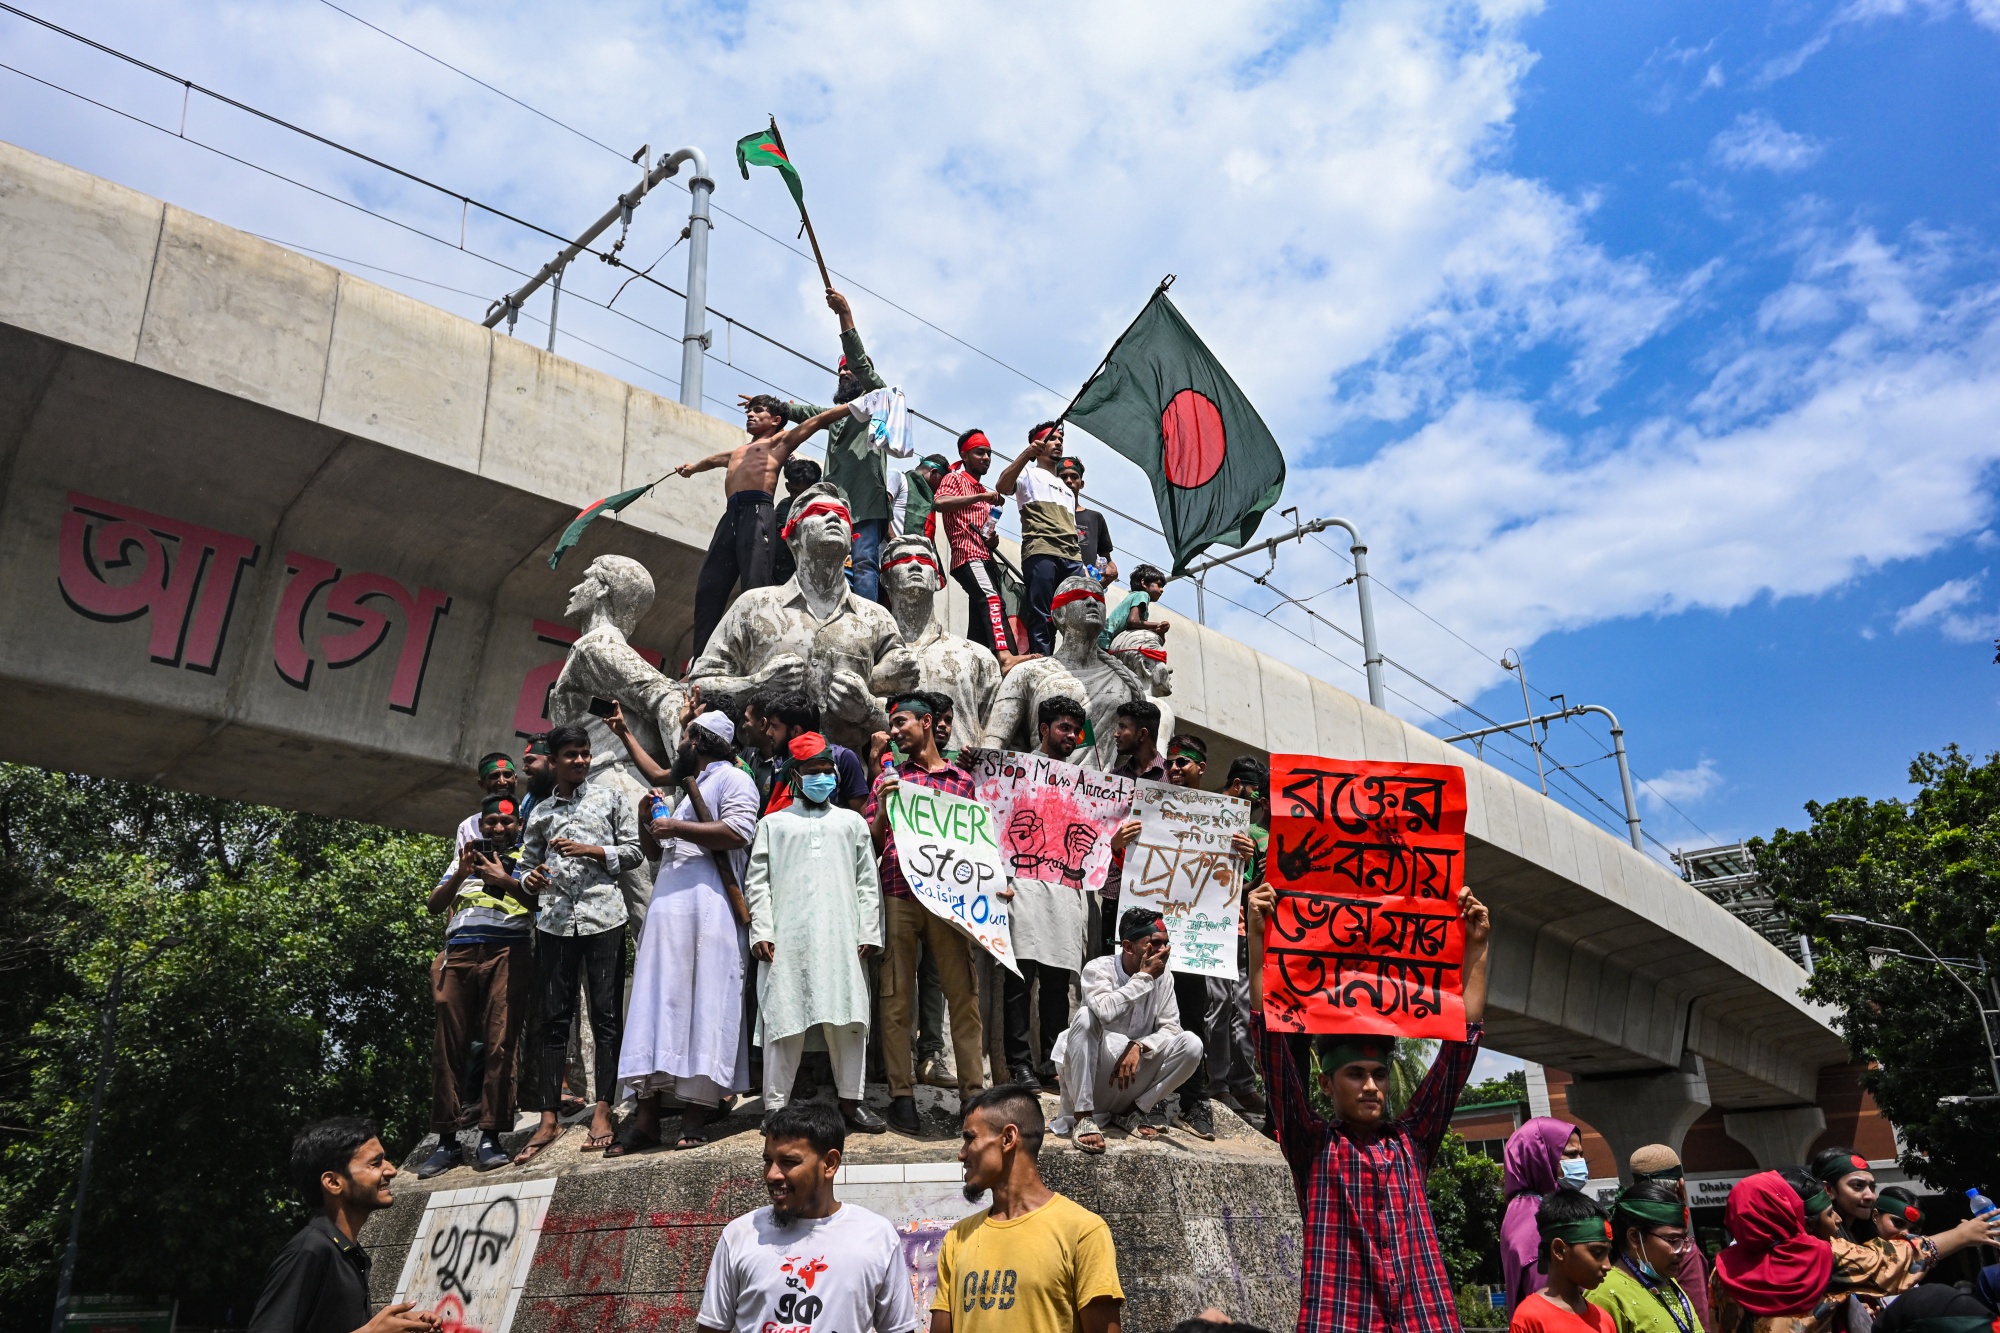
[682,394,853,657]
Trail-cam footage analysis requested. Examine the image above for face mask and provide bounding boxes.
[1560,1157,1590,1185]
[1632,1255,1660,1281]
[799,773,839,805]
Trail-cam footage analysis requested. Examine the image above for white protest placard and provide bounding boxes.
[960,749,1134,894]
[884,778,1019,974]
[1121,779,1250,979]
[393,1176,557,1333]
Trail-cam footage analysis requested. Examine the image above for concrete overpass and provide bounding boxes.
[0,139,1848,1162]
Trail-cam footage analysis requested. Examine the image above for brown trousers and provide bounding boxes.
[431,939,533,1133]
[880,896,985,1099]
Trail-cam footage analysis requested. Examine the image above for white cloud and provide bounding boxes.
[1711,111,1824,173]
[1759,0,2000,85]
[1640,758,1723,812]
[1894,574,2000,641]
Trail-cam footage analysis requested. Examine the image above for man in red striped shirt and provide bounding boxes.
[1246,880,1492,1333]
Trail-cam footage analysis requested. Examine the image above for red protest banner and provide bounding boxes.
[1261,755,1469,1039]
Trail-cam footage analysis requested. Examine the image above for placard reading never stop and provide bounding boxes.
[1261,755,1468,1039]
[884,780,1019,975]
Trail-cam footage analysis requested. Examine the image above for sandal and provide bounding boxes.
[1073,1115,1106,1155]
[511,1124,567,1166]
[602,1124,661,1159]
[581,1125,615,1152]
[674,1105,716,1150]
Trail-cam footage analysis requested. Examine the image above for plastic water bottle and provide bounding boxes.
[1969,1187,1998,1219]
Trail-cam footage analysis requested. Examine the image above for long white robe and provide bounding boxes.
[743,801,883,1044]
[1007,876,1088,973]
[617,761,760,1105]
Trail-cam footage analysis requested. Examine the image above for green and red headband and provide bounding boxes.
[479,755,516,778]
[787,731,830,762]
[482,795,519,819]
[1545,1217,1615,1247]
[1317,1034,1398,1071]
[1815,1154,1870,1183]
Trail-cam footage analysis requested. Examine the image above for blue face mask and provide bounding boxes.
[799,773,839,805]
[1560,1157,1590,1185]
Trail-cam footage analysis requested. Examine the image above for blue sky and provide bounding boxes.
[3,0,1999,860]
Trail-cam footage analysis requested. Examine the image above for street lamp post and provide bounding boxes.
[1824,914,2000,1102]
[50,937,178,1333]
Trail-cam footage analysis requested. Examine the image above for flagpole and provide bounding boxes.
[1057,274,1176,422]
[767,116,833,291]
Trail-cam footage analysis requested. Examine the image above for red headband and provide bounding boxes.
[1049,588,1104,611]
[957,430,990,454]
[1123,645,1167,661]
[883,551,938,573]
[788,732,830,761]
[780,500,852,542]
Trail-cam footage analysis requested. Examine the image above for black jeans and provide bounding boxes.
[1022,553,1086,655]
[1172,969,1212,1112]
[692,490,776,658]
[951,559,1017,657]
[534,926,624,1111]
[1002,959,1071,1077]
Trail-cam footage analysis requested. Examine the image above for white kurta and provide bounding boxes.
[743,801,883,1044]
[617,761,760,1106]
[1007,876,1089,973]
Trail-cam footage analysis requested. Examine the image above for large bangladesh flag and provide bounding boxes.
[1064,286,1286,575]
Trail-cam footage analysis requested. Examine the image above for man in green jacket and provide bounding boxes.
[782,288,893,602]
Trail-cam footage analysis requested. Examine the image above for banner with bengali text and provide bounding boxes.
[1261,755,1467,1039]
[1122,779,1249,979]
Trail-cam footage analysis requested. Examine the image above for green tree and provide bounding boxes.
[1753,745,2000,1189]
[0,765,446,1328]
[1427,1128,1505,1288]
[1457,1068,1527,1108]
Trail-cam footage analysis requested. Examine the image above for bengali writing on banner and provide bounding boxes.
[883,780,1019,975]
[1261,756,1468,1039]
[960,749,1134,895]
[1122,779,1250,979]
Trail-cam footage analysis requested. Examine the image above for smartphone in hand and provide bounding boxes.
[587,696,618,718]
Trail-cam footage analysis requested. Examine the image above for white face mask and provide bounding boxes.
[1560,1157,1591,1185]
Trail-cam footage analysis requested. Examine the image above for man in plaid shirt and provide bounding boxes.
[1246,880,1493,1333]
[867,691,988,1133]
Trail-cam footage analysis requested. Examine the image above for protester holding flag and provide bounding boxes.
[669,394,854,658]
[997,421,1087,654]
[867,693,987,1133]
[744,732,887,1134]
[1244,876,1492,1333]
[932,430,1021,662]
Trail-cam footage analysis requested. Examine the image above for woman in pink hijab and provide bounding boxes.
[1503,1117,1588,1313]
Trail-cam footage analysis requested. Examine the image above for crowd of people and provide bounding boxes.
[243,285,2000,1333]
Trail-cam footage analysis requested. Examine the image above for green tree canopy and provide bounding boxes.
[0,765,445,1328]
[1754,744,2000,1189]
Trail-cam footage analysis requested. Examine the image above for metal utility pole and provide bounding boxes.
[1825,915,2000,1101]
[484,146,714,410]
[1499,651,1547,794]
[1176,512,1386,709]
[52,937,178,1333]
[1443,704,1643,850]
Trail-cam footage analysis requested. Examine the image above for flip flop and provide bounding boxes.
[581,1126,615,1152]
[511,1125,568,1166]
[602,1125,661,1159]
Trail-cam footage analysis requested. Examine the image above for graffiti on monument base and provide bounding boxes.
[56,490,455,715]
[394,1176,557,1333]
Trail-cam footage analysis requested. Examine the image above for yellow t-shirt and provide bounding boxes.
[931,1193,1124,1333]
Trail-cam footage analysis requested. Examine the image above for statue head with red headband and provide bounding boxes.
[1108,628,1172,698]
[779,480,855,568]
[1048,573,1108,642]
[880,533,943,601]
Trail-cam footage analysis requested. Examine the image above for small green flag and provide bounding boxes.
[548,484,655,570]
[736,127,805,218]
[1064,287,1286,575]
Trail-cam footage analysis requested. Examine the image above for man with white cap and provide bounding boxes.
[612,710,761,1152]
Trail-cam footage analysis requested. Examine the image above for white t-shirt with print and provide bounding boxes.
[698,1202,920,1333]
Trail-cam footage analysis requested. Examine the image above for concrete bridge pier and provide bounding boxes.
[1563,1056,1713,1182]
[1721,1106,1829,1170]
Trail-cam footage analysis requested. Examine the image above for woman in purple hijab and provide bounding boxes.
[1501,1116,1585,1313]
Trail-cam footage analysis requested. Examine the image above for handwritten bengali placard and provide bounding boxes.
[394,1177,556,1333]
[885,780,1019,974]
[1261,755,1468,1039]
[960,749,1134,894]
[1122,779,1249,979]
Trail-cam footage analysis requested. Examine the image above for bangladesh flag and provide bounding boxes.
[736,124,806,218]
[547,483,656,570]
[1064,286,1286,575]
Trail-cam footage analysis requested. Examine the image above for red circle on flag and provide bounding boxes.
[1161,389,1226,488]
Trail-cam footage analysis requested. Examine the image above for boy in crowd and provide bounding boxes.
[418,793,534,1177]
[869,693,987,1132]
[250,1118,434,1333]
[1246,877,1492,1333]
[1050,907,1205,1153]
[742,689,871,814]
[996,421,1084,655]
[892,453,951,539]
[697,1101,919,1333]
[936,1086,1125,1333]
[1512,1190,1615,1333]
[745,733,886,1132]
[1207,756,1268,1117]
[1101,566,1169,650]
[514,724,642,1161]
[1001,695,1091,1089]
[1058,455,1118,586]
[931,429,1022,663]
